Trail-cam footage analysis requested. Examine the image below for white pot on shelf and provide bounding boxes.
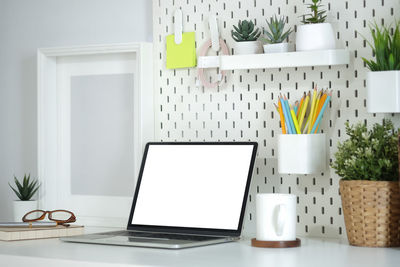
[13,200,38,222]
[278,134,326,174]
[234,41,261,55]
[367,70,400,113]
[263,42,289,53]
[295,23,336,51]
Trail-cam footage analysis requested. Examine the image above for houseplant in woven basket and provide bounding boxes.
[332,120,400,247]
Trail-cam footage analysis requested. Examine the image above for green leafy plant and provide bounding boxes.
[9,174,40,201]
[362,21,400,71]
[301,0,327,24]
[231,20,261,42]
[331,120,399,181]
[261,16,292,44]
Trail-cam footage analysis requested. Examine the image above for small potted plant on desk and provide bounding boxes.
[231,19,261,55]
[363,21,400,113]
[332,120,400,247]
[9,174,40,222]
[261,16,293,53]
[296,0,335,51]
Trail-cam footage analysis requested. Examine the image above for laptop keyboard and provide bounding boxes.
[122,231,221,241]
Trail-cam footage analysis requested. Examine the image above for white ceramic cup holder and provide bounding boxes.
[278,134,327,174]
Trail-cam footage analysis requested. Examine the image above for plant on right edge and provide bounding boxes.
[332,119,400,247]
[362,21,400,113]
[301,0,327,24]
[362,21,400,71]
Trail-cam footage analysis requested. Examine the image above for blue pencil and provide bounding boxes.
[310,92,331,133]
[280,97,292,134]
[283,97,296,134]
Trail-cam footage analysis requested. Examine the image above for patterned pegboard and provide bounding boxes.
[152,0,400,238]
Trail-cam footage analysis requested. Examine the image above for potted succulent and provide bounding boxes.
[9,174,40,222]
[231,20,261,55]
[332,120,400,247]
[296,0,335,51]
[261,16,293,53]
[363,21,400,113]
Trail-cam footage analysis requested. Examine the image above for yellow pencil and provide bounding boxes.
[312,89,323,125]
[297,92,305,120]
[275,102,286,134]
[299,91,310,131]
[290,106,301,134]
[307,86,318,134]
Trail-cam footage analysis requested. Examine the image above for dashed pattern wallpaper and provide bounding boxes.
[152,0,400,238]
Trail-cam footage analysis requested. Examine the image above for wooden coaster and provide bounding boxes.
[251,238,301,248]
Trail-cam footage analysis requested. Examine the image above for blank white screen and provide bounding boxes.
[131,144,254,230]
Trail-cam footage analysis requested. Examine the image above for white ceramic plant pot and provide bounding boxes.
[234,41,261,55]
[13,200,38,222]
[263,43,289,53]
[295,23,336,51]
[367,70,400,113]
[278,134,326,174]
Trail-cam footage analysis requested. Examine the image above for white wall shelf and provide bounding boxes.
[197,49,350,70]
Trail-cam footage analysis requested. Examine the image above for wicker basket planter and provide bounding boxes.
[339,180,400,247]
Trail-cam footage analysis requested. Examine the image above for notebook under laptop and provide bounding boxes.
[61,142,258,249]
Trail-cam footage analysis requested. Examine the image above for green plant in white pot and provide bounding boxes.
[332,120,400,247]
[296,0,335,51]
[9,174,40,222]
[231,20,261,55]
[261,16,293,53]
[362,21,400,113]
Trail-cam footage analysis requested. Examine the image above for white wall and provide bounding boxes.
[0,0,152,220]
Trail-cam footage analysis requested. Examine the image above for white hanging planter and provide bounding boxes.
[234,41,261,55]
[367,70,400,113]
[13,200,38,222]
[263,42,290,54]
[278,134,327,174]
[295,23,336,51]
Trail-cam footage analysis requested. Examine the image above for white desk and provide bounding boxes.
[1,228,399,267]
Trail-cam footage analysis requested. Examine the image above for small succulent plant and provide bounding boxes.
[231,20,261,42]
[301,0,327,24]
[261,16,292,44]
[9,174,40,201]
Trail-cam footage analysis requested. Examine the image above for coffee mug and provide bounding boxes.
[256,193,296,241]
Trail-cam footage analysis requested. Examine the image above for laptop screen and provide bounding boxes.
[129,143,257,232]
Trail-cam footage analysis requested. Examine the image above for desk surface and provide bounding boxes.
[1,227,399,267]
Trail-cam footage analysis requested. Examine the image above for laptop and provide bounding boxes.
[62,142,258,249]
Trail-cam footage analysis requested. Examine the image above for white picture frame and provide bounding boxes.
[37,43,154,227]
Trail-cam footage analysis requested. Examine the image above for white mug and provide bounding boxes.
[256,193,296,241]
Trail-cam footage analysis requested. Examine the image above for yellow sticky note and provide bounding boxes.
[166,32,196,69]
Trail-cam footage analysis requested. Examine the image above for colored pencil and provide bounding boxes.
[297,93,305,120]
[276,102,286,134]
[310,91,331,133]
[284,96,296,134]
[280,97,292,134]
[299,91,310,131]
[307,86,318,134]
[294,101,299,115]
[290,106,301,134]
[312,90,328,128]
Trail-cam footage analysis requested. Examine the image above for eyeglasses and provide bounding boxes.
[22,210,76,226]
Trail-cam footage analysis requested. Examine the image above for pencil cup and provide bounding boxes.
[278,134,326,174]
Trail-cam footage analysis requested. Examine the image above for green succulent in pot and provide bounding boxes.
[261,16,292,44]
[9,174,40,201]
[231,20,261,42]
